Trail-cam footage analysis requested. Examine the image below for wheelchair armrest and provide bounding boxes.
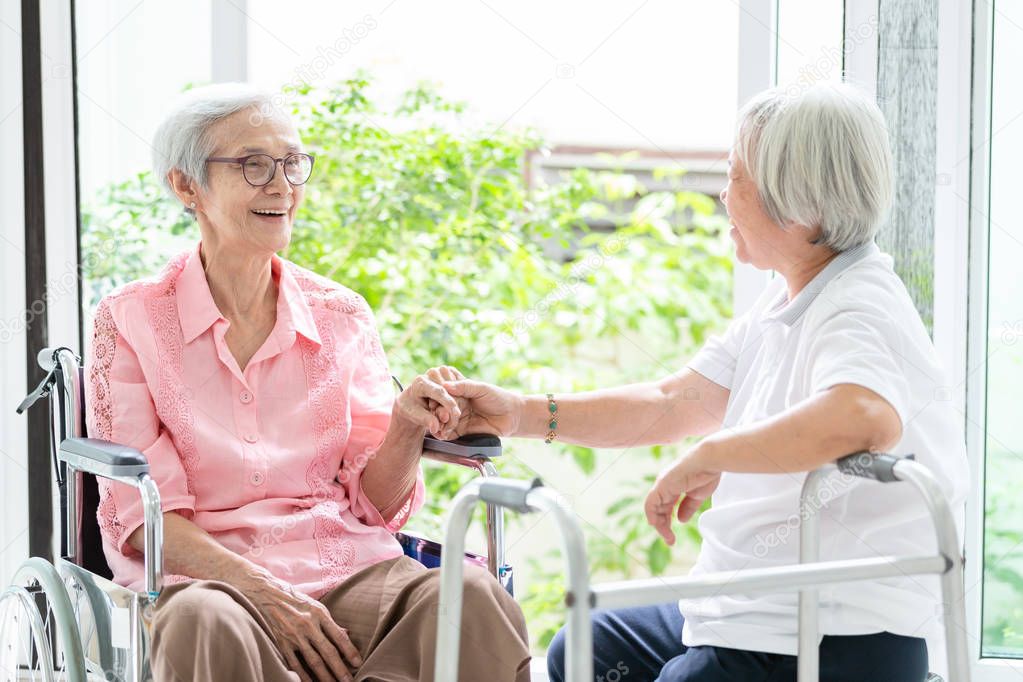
[59,437,164,596]
[423,433,502,460]
[59,437,150,483]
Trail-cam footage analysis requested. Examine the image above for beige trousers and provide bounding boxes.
[150,555,531,681]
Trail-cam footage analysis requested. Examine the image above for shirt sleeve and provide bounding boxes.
[804,293,911,428]
[85,297,196,557]
[338,301,425,532]
[686,307,755,390]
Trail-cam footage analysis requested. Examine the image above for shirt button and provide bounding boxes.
[244,434,259,443]
[239,391,253,404]
[251,471,264,485]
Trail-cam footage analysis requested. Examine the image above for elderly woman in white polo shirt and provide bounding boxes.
[432,82,969,682]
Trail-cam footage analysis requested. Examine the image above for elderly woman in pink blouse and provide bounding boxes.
[86,83,529,682]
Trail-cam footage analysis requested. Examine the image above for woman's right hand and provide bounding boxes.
[438,379,525,439]
[241,571,362,682]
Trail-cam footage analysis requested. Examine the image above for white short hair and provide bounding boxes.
[151,83,284,213]
[734,82,894,252]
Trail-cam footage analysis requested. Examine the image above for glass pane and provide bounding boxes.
[982,0,1023,659]
[75,1,210,321]
[775,0,844,90]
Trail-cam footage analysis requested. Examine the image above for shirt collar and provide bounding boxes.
[762,240,878,327]
[177,243,223,344]
[176,242,321,347]
[274,255,321,347]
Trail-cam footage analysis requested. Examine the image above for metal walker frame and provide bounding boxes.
[434,452,969,682]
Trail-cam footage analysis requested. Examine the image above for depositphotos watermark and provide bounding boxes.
[597,661,630,682]
[1001,319,1023,346]
[0,238,124,345]
[750,453,874,558]
[782,14,878,98]
[249,15,379,126]
[499,235,629,346]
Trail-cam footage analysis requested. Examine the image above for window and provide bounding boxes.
[775,0,845,90]
[979,0,1023,660]
[74,0,211,319]
[68,2,743,653]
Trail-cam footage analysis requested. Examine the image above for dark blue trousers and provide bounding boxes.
[547,602,928,682]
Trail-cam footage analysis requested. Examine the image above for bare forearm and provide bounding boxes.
[694,384,903,474]
[360,412,425,521]
[127,511,273,588]
[516,369,728,448]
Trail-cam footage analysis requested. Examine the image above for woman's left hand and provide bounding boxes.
[644,443,722,546]
[422,366,469,436]
[393,369,464,439]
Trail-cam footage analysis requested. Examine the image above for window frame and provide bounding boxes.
[963,0,1023,677]
[0,0,29,589]
[733,0,775,315]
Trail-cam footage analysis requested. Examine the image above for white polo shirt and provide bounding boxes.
[681,241,969,670]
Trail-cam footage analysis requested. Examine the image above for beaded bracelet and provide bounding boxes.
[544,393,558,444]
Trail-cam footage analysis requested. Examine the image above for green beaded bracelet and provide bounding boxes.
[544,393,558,444]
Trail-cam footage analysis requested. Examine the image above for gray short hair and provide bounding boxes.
[734,83,894,252]
[151,83,283,214]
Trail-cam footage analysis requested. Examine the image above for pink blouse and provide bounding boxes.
[85,242,424,598]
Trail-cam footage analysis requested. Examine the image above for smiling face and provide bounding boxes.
[719,150,820,272]
[173,107,306,257]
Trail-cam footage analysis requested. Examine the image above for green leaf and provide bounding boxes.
[648,538,672,575]
[567,445,596,474]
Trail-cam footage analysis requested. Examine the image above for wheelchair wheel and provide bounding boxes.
[57,561,132,682]
[0,558,86,682]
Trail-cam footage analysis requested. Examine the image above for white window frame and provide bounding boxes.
[40,0,83,564]
[41,2,81,371]
[211,0,248,82]
[0,0,28,589]
[961,0,1023,678]
[0,0,81,585]
[734,0,775,315]
[843,0,879,98]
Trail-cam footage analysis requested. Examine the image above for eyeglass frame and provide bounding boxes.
[205,152,316,187]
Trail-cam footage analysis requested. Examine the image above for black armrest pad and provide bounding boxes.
[423,433,503,458]
[836,451,915,482]
[61,437,148,467]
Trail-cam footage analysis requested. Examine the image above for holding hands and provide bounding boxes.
[394,366,524,440]
[391,365,467,439]
[399,366,716,545]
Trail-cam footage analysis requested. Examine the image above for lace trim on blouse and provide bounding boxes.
[89,252,194,544]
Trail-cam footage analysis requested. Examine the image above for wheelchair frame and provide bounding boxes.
[10,346,511,682]
[435,456,970,682]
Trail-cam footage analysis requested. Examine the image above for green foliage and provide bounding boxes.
[80,172,198,306]
[79,75,733,651]
[981,450,1023,655]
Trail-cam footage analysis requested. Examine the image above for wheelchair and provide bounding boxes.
[3,346,512,682]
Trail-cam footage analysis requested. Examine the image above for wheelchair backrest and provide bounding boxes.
[49,359,113,579]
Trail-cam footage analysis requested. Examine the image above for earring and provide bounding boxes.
[189,202,196,209]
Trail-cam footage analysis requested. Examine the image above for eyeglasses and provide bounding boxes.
[205,153,315,187]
